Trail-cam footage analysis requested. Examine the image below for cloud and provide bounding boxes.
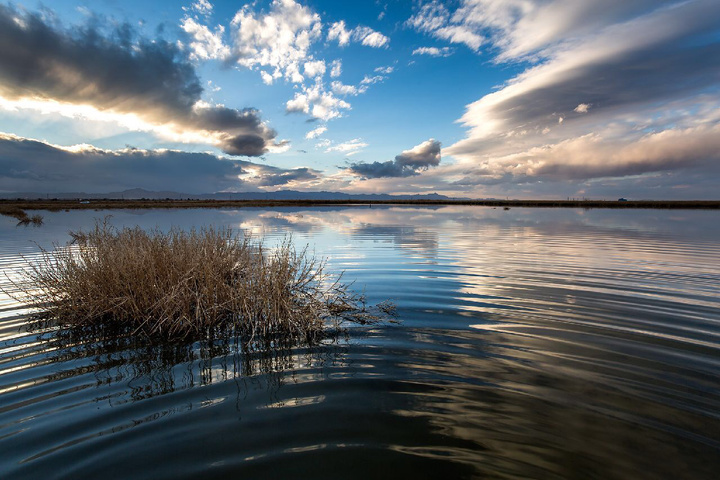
[303,60,326,78]
[348,139,441,178]
[327,21,390,48]
[330,59,342,77]
[285,83,351,121]
[254,166,318,186]
[223,1,387,123]
[449,124,720,184]
[395,139,442,168]
[574,103,591,113]
[407,1,484,51]
[0,5,281,156]
[184,1,213,16]
[361,75,386,86]
[305,125,327,139]
[328,20,352,46]
[412,46,453,57]
[0,133,319,193]
[325,138,368,155]
[440,0,720,191]
[331,81,360,96]
[229,0,322,84]
[180,17,230,61]
[355,27,390,48]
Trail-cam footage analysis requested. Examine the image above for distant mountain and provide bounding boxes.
[0,188,467,201]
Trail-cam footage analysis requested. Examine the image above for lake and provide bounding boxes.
[1,206,719,479]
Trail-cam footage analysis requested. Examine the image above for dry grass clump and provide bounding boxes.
[14,220,381,341]
[0,206,43,226]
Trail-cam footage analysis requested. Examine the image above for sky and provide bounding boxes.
[0,0,719,199]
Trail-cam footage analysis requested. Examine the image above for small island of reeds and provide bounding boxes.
[0,205,43,226]
[12,220,390,342]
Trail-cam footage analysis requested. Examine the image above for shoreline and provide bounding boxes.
[1,198,719,211]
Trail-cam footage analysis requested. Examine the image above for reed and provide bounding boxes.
[0,206,43,226]
[13,220,378,341]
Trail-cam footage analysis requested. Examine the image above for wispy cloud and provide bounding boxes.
[305,125,327,139]
[412,46,453,57]
[324,138,368,156]
[327,21,390,48]
[404,0,720,193]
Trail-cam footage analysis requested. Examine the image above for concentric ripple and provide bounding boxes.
[1,206,719,479]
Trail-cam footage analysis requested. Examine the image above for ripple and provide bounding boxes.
[1,206,719,479]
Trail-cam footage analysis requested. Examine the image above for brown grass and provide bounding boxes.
[12,220,384,342]
[0,205,43,226]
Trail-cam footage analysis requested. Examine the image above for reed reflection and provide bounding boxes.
[28,321,351,406]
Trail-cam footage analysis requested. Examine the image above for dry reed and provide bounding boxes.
[12,220,380,341]
[0,206,43,226]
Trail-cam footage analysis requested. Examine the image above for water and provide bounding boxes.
[1,206,719,479]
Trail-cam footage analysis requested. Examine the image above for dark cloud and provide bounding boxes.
[0,134,314,193]
[348,139,441,179]
[0,5,279,156]
[395,140,441,168]
[348,160,413,178]
[255,167,319,186]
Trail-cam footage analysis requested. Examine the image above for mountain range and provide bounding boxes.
[1,188,467,201]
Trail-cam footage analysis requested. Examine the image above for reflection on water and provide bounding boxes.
[1,206,719,479]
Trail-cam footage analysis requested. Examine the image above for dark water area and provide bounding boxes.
[1,206,719,479]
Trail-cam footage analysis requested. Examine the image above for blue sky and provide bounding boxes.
[0,0,719,198]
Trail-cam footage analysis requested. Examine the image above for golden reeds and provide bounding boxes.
[12,220,379,341]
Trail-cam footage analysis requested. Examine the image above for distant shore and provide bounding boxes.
[2,198,719,211]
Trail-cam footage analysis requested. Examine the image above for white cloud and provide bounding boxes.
[192,0,213,16]
[325,138,368,155]
[328,21,352,46]
[305,125,327,139]
[361,75,385,85]
[574,103,591,113]
[355,27,390,48]
[374,65,394,74]
[327,21,389,48]
[407,1,483,51]
[330,59,342,77]
[286,83,351,121]
[331,81,359,96]
[230,0,322,83]
[207,80,221,92]
[285,94,310,114]
[260,71,274,85]
[180,17,230,61]
[412,46,453,57]
[304,60,326,78]
[183,0,213,16]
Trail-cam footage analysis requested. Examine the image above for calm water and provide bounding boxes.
[1,206,719,479]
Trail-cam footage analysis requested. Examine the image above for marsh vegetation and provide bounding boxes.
[0,205,43,226]
[11,220,390,342]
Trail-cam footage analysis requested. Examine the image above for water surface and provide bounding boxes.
[1,206,719,479]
